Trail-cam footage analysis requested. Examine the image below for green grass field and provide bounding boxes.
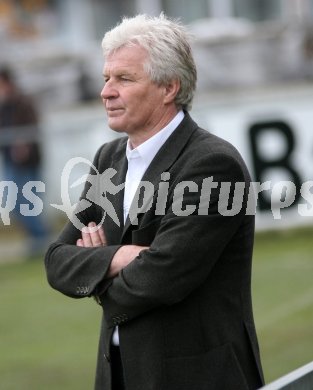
[0,227,312,389]
[252,227,313,384]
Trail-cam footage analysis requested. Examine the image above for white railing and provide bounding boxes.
[260,361,313,390]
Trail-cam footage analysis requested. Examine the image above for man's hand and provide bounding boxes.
[76,222,106,247]
[76,222,148,277]
[107,245,148,278]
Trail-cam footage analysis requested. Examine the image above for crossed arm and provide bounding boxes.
[76,221,148,278]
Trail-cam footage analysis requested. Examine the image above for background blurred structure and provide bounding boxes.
[1,0,313,99]
[0,0,313,236]
[1,0,313,105]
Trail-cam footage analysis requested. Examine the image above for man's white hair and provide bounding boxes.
[101,14,197,111]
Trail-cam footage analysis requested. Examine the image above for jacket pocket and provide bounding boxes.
[132,217,162,246]
[164,343,249,390]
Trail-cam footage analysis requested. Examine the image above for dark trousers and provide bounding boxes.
[110,345,125,390]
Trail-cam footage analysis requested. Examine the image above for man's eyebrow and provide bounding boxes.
[104,67,134,76]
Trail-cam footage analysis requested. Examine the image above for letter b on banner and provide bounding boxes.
[249,120,302,211]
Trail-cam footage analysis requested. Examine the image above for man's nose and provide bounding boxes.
[100,81,118,100]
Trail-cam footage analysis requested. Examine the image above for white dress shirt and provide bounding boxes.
[112,110,184,346]
[123,110,184,222]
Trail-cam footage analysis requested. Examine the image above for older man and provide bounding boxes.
[45,14,264,390]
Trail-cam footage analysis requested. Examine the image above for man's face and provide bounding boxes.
[101,45,169,138]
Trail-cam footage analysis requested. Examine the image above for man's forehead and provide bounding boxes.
[103,56,146,74]
[103,62,141,75]
[106,44,147,62]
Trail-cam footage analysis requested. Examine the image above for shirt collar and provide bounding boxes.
[126,110,184,166]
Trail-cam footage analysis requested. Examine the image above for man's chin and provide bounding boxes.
[110,127,125,134]
[107,119,125,133]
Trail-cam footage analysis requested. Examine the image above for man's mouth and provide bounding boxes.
[106,107,124,115]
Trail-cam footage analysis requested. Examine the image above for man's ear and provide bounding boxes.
[163,79,180,104]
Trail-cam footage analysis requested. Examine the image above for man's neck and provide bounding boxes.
[128,106,178,149]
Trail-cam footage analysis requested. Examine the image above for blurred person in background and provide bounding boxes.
[45,14,264,390]
[0,65,48,257]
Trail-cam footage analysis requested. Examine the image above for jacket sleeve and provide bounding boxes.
[44,146,122,299]
[100,153,253,327]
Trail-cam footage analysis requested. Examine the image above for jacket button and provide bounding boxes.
[103,353,110,362]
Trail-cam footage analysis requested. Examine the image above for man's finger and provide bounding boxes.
[88,222,104,247]
[98,225,107,246]
[76,238,84,247]
[81,225,93,247]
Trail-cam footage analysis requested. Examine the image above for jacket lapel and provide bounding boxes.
[102,138,128,244]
